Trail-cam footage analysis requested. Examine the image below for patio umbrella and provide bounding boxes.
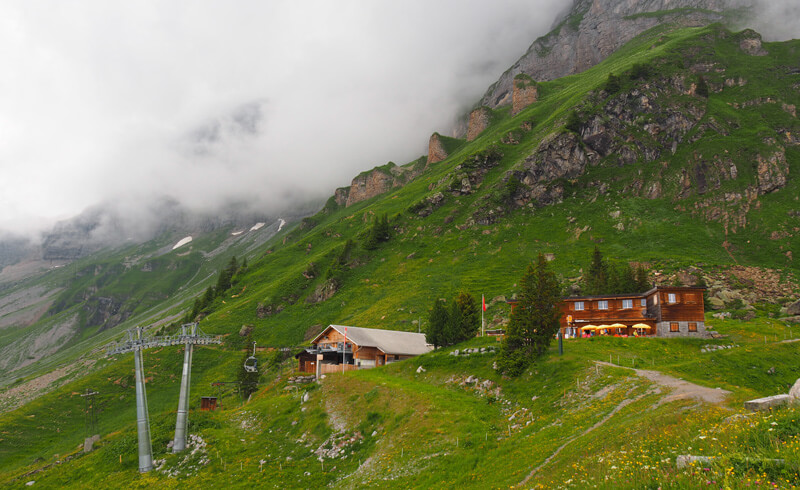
[632,324,651,330]
[580,325,597,331]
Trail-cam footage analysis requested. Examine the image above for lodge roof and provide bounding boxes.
[312,325,432,356]
[507,286,706,303]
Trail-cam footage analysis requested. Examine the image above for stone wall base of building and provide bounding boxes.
[656,321,707,338]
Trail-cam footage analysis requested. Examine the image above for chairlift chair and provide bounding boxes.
[244,341,258,373]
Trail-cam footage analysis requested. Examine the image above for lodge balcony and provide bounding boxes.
[314,342,353,354]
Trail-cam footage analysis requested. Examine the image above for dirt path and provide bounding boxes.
[595,361,731,405]
[519,389,652,486]
[519,363,732,487]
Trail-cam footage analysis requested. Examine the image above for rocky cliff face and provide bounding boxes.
[512,76,539,115]
[335,163,425,208]
[467,107,492,141]
[427,133,449,164]
[478,0,743,110]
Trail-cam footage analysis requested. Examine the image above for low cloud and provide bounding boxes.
[0,0,564,238]
[1,0,795,242]
[749,0,800,41]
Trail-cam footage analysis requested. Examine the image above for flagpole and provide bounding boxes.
[481,294,485,337]
[343,326,346,374]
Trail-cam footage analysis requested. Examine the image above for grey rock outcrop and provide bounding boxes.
[787,300,800,316]
[479,0,740,110]
[756,148,789,194]
[306,279,338,304]
[744,394,791,411]
[789,378,800,401]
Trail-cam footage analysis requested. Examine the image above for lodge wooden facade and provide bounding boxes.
[560,286,707,337]
[510,286,707,338]
[296,325,432,374]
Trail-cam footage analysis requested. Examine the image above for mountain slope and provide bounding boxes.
[477,0,748,111]
[190,23,799,350]
[1,12,800,490]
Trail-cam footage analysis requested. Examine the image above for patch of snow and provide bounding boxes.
[277,218,286,232]
[231,231,243,236]
[250,222,265,231]
[172,236,193,250]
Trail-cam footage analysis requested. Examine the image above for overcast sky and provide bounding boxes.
[0,0,567,237]
[1,1,797,239]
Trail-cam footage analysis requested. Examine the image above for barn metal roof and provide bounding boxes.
[312,325,432,356]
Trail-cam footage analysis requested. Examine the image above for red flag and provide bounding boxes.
[482,294,486,311]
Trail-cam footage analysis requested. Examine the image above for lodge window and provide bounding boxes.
[688,322,698,332]
[640,298,647,307]
[668,293,677,304]
[686,293,697,304]
[622,299,633,309]
[598,300,609,310]
[670,322,680,332]
[574,301,584,311]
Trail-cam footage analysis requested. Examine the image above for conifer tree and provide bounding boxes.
[426,299,450,349]
[584,246,608,295]
[497,254,562,376]
[635,264,650,292]
[454,291,480,340]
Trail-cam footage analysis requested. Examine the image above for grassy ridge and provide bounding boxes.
[2,314,798,488]
[2,23,800,488]
[193,24,798,350]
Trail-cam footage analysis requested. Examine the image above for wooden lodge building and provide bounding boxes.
[296,325,432,374]
[511,286,707,338]
[561,286,707,338]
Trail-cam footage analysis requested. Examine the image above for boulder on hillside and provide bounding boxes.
[789,379,800,401]
[707,297,725,310]
[786,299,800,316]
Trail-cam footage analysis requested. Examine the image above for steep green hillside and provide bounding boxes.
[192,24,799,347]
[0,221,285,387]
[2,314,798,488]
[1,23,800,489]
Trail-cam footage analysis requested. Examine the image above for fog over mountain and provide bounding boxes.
[1,0,797,242]
[0,0,565,239]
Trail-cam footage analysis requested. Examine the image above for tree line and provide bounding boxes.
[427,248,651,377]
[582,246,650,296]
[184,255,246,323]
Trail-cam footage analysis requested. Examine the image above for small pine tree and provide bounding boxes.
[584,246,608,295]
[565,110,582,134]
[696,76,709,98]
[215,256,238,294]
[363,213,390,250]
[604,73,621,94]
[635,265,650,292]
[609,263,637,294]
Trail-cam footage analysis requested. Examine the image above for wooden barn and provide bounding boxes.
[296,325,432,374]
[510,286,707,338]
